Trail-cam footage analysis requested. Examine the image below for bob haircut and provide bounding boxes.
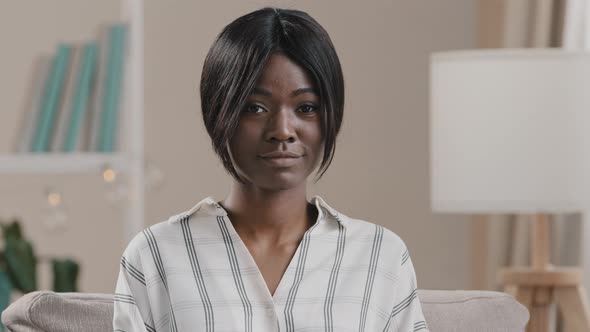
[200,7,345,182]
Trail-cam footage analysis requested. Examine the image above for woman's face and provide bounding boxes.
[228,53,324,191]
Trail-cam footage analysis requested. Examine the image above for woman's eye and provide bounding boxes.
[299,104,318,113]
[243,104,265,114]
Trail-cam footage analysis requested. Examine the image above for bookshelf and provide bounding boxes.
[0,0,144,243]
[0,154,126,174]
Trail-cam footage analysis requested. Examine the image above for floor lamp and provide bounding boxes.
[430,49,590,332]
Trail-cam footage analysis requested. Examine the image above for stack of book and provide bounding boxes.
[16,23,128,154]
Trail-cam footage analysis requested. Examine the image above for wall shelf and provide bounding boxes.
[0,153,127,174]
[2,0,144,243]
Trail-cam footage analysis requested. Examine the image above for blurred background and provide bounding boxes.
[0,0,476,294]
[1,1,584,319]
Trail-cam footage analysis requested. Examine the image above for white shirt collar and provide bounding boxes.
[168,195,343,227]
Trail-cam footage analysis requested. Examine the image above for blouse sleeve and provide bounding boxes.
[113,235,156,332]
[385,244,429,332]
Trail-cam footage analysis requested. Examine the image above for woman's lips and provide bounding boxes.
[258,151,303,167]
[259,156,302,167]
[258,151,302,158]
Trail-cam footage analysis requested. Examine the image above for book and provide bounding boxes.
[63,42,98,152]
[31,44,71,152]
[14,56,52,153]
[98,24,128,152]
[51,44,82,152]
[85,25,110,152]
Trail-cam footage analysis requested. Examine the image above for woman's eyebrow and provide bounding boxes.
[251,87,272,96]
[250,87,319,97]
[291,87,318,97]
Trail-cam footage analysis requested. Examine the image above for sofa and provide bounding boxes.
[1,290,529,331]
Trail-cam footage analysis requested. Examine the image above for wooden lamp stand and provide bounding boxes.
[498,214,590,332]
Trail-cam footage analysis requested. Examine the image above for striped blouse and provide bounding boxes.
[113,196,429,331]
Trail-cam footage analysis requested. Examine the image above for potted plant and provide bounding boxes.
[0,219,79,331]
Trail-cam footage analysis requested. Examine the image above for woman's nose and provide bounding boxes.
[265,109,296,143]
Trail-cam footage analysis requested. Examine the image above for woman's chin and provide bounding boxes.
[256,175,306,192]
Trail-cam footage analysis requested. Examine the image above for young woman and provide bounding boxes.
[114,7,428,332]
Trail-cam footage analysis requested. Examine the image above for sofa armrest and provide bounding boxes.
[1,291,113,332]
[419,289,530,331]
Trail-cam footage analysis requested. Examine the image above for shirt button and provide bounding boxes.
[266,308,275,317]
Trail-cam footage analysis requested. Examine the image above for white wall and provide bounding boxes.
[0,0,475,293]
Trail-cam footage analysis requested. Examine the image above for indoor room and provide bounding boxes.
[0,1,588,331]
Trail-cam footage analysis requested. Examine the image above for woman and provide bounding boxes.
[114,7,428,332]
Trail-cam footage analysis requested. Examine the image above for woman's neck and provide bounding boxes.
[219,182,316,247]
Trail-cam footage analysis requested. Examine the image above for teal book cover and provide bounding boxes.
[84,26,109,151]
[51,44,82,152]
[14,56,51,153]
[98,24,127,152]
[64,42,98,152]
[31,44,71,152]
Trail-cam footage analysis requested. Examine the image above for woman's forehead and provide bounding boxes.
[254,54,316,92]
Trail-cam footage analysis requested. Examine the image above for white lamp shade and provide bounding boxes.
[430,49,590,214]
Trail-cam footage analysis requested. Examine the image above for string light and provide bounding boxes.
[47,191,62,207]
[102,166,117,183]
[42,187,67,231]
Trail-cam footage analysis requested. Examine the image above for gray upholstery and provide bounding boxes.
[1,292,113,332]
[1,290,529,331]
[419,290,530,331]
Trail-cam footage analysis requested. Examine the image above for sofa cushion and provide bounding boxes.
[1,290,529,331]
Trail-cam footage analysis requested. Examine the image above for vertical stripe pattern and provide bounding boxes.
[401,248,409,266]
[114,293,136,305]
[382,288,418,331]
[358,224,384,332]
[120,256,146,285]
[113,196,428,331]
[323,218,347,332]
[180,216,215,332]
[283,218,322,332]
[143,228,179,332]
[414,320,427,331]
[217,216,253,332]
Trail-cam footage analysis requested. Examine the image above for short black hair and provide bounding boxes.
[200,7,345,182]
